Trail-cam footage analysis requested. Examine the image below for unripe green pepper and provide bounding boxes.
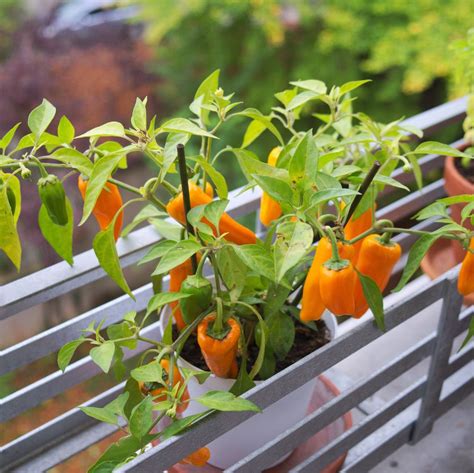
[179,274,213,325]
[0,178,16,215]
[37,175,68,226]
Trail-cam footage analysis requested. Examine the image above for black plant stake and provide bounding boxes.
[177,144,198,273]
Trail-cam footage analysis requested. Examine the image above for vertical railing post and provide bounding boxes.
[410,273,463,443]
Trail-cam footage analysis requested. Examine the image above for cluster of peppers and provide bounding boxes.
[300,209,402,320]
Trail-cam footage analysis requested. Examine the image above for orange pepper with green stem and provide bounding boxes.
[259,147,282,226]
[353,233,401,318]
[300,237,355,322]
[458,237,474,296]
[78,176,123,241]
[197,300,240,378]
[166,182,256,245]
[318,228,357,316]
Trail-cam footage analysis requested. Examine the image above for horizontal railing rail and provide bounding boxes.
[1,96,472,473]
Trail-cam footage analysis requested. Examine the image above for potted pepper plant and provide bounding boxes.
[1,72,473,471]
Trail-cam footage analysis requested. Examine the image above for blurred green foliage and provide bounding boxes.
[129,0,471,122]
[0,0,23,61]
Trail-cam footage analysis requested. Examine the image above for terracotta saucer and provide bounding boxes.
[420,238,474,305]
[169,374,353,473]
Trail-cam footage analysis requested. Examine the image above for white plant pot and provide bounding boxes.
[159,310,338,470]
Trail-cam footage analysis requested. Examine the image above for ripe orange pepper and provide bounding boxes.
[138,359,189,414]
[197,314,240,378]
[458,237,474,296]
[77,176,123,241]
[180,447,211,467]
[353,234,401,317]
[319,259,357,316]
[300,237,355,322]
[343,204,375,263]
[169,258,197,331]
[166,182,256,245]
[259,147,282,226]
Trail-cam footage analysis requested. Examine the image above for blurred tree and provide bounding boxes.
[127,0,471,122]
[0,0,23,61]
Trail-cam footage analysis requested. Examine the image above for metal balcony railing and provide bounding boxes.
[0,96,472,473]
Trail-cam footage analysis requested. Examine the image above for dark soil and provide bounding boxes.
[454,157,474,184]
[174,319,331,378]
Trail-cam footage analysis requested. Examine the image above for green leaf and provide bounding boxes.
[267,312,295,360]
[139,240,177,265]
[253,175,293,204]
[78,121,126,139]
[146,292,191,316]
[310,188,358,208]
[161,412,209,440]
[80,151,126,225]
[2,172,21,224]
[407,154,423,189]
[122,204,165,238]
[152,239,201,275]
[187,156,228,199]
[51,148,93,176]
[0,122,21,150]
[180,366,212,385]
[57,116,75,144]
[131,97,147,130]
[216,246,247,301]
[131,361,164,383]
[28,99,56,140]
[232,244,275,281]
[373,174,410,191]
[414,202,449,221]
[80,405,118,425]
[287,91,320,111]
[39,198,74,265]
[290,79,327,94]
[192,69,220,124]
[289,132,311,183]
[160,118,215,138]
[241,119,266,148]
[57,338,85,372]
[150,218,182,240]
[88,435,144,473]
[230,360,256,396]
[204,199,228,229]
[162,132,190,178]
[274,221,313,282]
[93,227,133,298]
[436,194,474,206]
[460,317,474,350]
[0,180,21,270]
[357,271,385,331]
[90,341,116,373]
[393,234,441,292]
[162,313,174,345]
[231,148,288,182]
[314,171,341,190]
[195,390,261,412]
[124,379,143,420]
[234,108,283,145]
[339,79,371,96]
[411,141,472,158]
[107,322,136,350]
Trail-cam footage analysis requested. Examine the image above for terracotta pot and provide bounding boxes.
[443,144,473,262]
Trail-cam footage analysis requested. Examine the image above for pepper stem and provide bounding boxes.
[196,250,209,276]
[325,226,340,262]
[380,231,392,245]
[213,296,224,335]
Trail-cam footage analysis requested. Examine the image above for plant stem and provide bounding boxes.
[161,179,179,195]
[138,335,165,348]
[108,177,141,196]
[325,226,340,262]
[346,226,376,244]
[213,297,224,334]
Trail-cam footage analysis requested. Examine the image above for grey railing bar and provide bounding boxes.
[342,363,473,473]
[410,275,464,442]
[118,276,446,472]
[1,283,154,376]
[226,332,436,472]
[2,383,124,470]
[1,321,161,422]
[290,339,471,473]
[399,96,467,137]
[290,378,426,473]
[0,187,261,321]
[376,178,445,223]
